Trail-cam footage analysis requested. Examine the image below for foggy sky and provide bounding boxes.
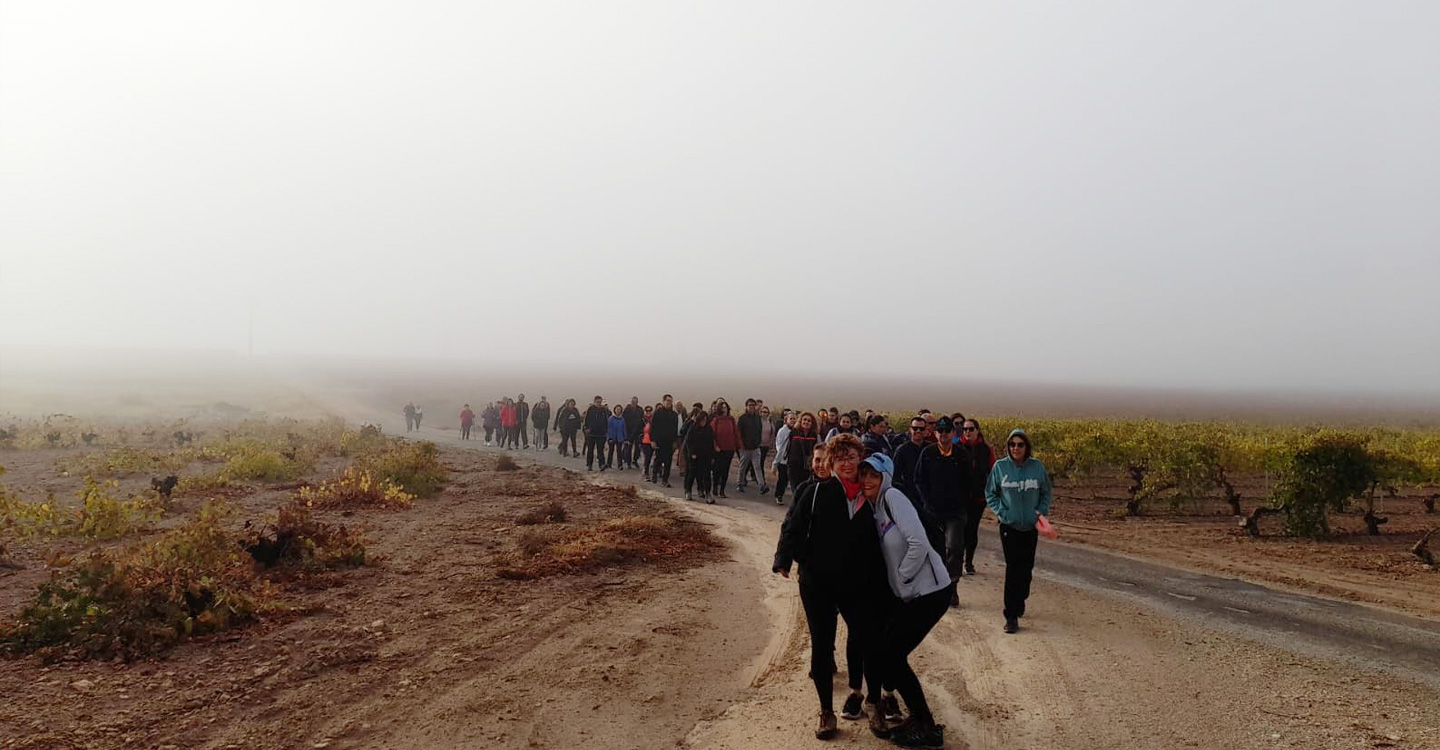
[2,1,1437,396]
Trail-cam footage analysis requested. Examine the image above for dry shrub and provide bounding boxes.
[296,467,414,510]
[0,503,271,661]
[616,484,638,498]
[516,501,567,526]
[244,505,366,570]
[494,455,520,472]
[496,515,721,579]
[2,476,159,540]
[356,440,445,497]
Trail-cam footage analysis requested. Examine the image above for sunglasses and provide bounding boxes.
[962,426,978,432]
[1008,442,1027,448]
[910,426,927,431]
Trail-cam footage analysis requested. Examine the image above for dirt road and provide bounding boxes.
[405,422,1440,750]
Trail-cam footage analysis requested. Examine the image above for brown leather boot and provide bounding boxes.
[815,710,838,739]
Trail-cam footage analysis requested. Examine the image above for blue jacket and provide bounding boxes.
[607,415,628,442]
[984,429,1053,530]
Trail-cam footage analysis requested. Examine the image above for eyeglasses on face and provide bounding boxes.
[962,426,978,432]
[910,426,926,431]
[1007,442,1026,448]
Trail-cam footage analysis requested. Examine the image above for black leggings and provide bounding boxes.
[641,443,654,475]
[484,426,496,443]
[799,576,885,713]
[461,424,472,440]
[1000,524,1039,619]
[962,500,985,565]
[685,456,713,495]
[559,430,578,456]
[712,450,735,491]
[880,586,951,723]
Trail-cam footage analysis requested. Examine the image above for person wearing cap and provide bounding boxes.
[858,452,952,748]
[984,428,1053,634]
[772,434,892,740]
[915,415,971,602]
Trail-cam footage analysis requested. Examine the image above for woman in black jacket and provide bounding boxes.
[784,412,820,490]
[773,434,894,740]
[683,411,716,502]
[960,418,996,575]
[554,399,583,458]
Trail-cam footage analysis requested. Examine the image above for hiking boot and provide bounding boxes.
[883,694,903,722]
[890,718,943,749]
[840,693,864,721]
[736,484,746,493]
[950,589,960,608]
[684,491,693,501]
[965,562,976,575]
[759,485,770,494]
[867,702,890,738]
[705,495,715,505]
[1004,617,1019,634]
[775,496,784,505]
[815,710,837,740]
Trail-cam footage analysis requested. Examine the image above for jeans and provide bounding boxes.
[799,576,886,713]
[606,439,624,469]
[942,516,966,579]
[736,448,766,489]
[962,500,985,566]
[712,450,735,493]
[641,443,654,476]
[533,425,548,449]
[878,585,950,723]
[584,434,606,469]
[652,440,674,483]
[461,423,472,440]
[999,524,1039,619]
[774,463,790,499]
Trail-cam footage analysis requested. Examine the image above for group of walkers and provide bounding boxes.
[772,416,1053,747]
[442,396,1054,748]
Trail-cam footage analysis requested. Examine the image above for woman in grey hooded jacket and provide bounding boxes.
[860,453,952,749]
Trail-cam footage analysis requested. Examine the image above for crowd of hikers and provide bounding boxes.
[439,395,1053,748]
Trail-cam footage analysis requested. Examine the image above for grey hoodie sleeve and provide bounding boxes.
[884,489,932,584]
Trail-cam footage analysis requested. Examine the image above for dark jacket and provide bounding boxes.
[583,405,610,437]
[684,424,716,461]
[916,443,971,521]
[482,406,500,429]
[891,439,925,503]
[515,400,531,427]
[555,405,582,433]
[649,406,679,444]
[772,477,890,593]
[531,402,551,429]
[622,404,645,438]
[785,429,818,477]
[862,431,892,457]
[964,440,996,502]
[737,412,763,450]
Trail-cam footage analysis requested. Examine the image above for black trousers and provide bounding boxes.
[505,425,520,447]
[641,443,654,475]
[962,500,985,565]
[879,586,951,723]
[774,463,790,499]
[799,576,885,713]
[652,440,674,483]
[461,424,471,440]
[712,450,735,491]
[685,455,713,495]
[559,430,578,456]
[584,434,606,468]
[606,439,624,469]
[999,524,1039,619]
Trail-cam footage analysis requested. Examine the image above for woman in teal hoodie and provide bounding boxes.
[984,428,1053,634]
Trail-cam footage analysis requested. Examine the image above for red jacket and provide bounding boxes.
[460,408,475,425]
[711,414,741,452]
[501,404,517,427]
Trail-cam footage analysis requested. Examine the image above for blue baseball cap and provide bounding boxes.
[860,453,893,475]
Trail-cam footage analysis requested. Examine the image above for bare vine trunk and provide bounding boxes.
[1242,507,1283,538]
[1414,528,1439,567]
